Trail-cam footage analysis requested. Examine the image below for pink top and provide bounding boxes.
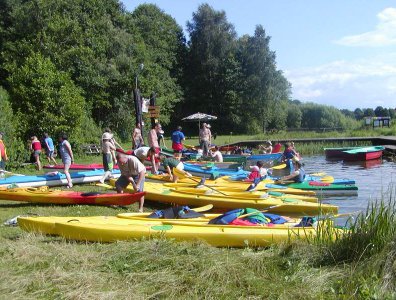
[148,129,159,148]
[32,140,42,151]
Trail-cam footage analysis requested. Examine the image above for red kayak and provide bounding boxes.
[0,186,145,206]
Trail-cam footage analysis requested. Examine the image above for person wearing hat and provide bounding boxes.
[280,159,305,183]
[0,132,8,170]
[99,132,117,184]
[102,128,122,150]
[171,126,185,159]
[199,123,212,157]
[115,153,146,212]
[59,134,74,188]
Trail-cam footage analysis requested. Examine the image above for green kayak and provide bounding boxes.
[283,181,358,195]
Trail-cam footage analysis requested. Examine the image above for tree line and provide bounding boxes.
[0,0,389,157]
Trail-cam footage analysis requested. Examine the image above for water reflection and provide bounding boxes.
[342,158,383,169]
[303,155,396,214]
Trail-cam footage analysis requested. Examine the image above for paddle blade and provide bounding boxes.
[193,204,213,212]
[272,164,286,170]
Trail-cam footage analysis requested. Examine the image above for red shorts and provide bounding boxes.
[151,147,160,163]
[172,142,183,152]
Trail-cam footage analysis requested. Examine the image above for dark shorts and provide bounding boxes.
[0,160,5,170]
[46,150,54,157]
[34,150,41,157]
[102,153,113,172]
[116,175,145,191]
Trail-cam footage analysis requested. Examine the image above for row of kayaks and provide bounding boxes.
[18,210,345,248]
[2,156,356,248]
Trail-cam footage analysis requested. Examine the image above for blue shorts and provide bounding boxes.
[0,160,5,170]
[116,175,145,191]
[34,150,41,157]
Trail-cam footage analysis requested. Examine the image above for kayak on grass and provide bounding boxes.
[0,169,121,188]
[0,186,144,206]
[18,210,345,247]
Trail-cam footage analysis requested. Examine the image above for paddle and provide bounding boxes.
[173,168,229,196]
[272,164,287,170]
[0,170,25,176]
[237,205,283,219]
[192,204,213,212]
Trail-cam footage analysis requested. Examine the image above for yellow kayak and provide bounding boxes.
[162,184,319,203]
[18,215,343,247]
[146,173,317,196]
[110,180,338,216]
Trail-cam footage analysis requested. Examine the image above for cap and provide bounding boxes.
[267,140,272,145]
[102,132,113,140]
[206,124,211,128]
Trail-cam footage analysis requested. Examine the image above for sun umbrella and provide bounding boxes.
[182,112,217,128]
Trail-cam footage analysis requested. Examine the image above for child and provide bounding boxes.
[30,136,42,170]
[248,161,270,181]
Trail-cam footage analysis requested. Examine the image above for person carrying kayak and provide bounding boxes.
[280,159,305,183]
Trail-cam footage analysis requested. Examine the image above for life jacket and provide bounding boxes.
[283,148,295,160]
[209,208,270,225]
[294,168,305,183]
[147,206,204,219]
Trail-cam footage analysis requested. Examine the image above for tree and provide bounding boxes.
[364,108,375,117]
[183,4,238,131]
[286,104,302,128]
[354,108,364,120]
[8,52,85,138]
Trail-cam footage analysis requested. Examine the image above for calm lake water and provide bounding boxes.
[302,155,396,215]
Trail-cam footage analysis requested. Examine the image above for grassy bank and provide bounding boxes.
[0,190,395,298]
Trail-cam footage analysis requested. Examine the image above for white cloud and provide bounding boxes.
[335,8,396,47]
[285,54,396,109]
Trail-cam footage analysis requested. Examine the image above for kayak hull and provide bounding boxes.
[111,180,338,216]
[0,186,144,205]
[18,215,343,248]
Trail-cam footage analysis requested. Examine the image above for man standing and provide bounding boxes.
[0,132,8,170]
[115,153,145,212]
[147,123,162,173]
[171,126,185,159]
[132,123,144,150]
[44,133,57,165]
[199,123,212,156]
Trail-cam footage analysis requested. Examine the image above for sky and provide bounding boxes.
[123,0,396,110]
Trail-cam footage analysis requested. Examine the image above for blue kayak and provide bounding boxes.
[0,170,121,188]
[183,163,249,178]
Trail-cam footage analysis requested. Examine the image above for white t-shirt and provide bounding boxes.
[211,150,223,162]
[134,146,150,161]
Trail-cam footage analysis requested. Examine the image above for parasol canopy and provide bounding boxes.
[182,112,217,128]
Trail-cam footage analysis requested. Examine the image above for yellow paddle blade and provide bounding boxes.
[320,176,334,183]
[272,164,286,170]
[96,183,115,189]
[193,204,213,212]
[311,172,326,177]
